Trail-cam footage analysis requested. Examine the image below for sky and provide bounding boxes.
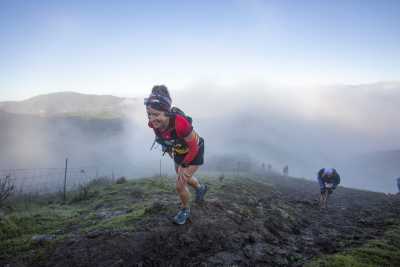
[0,0,399,101]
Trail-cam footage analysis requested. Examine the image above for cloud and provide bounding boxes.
[2,81,399,193]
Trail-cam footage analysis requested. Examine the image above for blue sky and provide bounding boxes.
[0,0,399,101]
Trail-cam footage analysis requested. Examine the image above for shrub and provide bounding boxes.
[115,176,127,184]
[0,175,15,207]
[87,176,113,187]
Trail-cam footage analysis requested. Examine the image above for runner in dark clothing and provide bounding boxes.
[145,85,207,224]
[397,177,400,193]
[318,168,340,209]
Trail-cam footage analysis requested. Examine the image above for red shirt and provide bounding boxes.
[149,114,199,164]
[148,114,192,140]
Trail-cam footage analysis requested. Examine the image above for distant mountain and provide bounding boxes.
[0,92,140,118]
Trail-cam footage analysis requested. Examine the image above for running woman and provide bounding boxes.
[145,85,207,224]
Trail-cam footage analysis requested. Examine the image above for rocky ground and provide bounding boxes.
[1,174,400,266]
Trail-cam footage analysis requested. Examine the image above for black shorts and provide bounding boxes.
[174,138,204,166]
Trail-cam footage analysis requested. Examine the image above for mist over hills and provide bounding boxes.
[0,110,126,169]
[0,92,140,118]
[343,150,400,192]
[0,92,149,176]
[1,82,399,192]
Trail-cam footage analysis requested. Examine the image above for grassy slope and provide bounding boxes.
[0,177,175,263]
[305,223,400,267]
[1,175,400,266]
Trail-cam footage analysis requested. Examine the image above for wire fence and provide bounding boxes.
[0,164,109,195]
[0,157,287,197]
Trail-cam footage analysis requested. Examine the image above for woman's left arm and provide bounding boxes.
[180,130,200,166]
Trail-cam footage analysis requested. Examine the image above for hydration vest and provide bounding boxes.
[153,107,193,155]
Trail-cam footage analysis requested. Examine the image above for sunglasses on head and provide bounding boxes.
[144,97,160,105]
[144,94,171,106]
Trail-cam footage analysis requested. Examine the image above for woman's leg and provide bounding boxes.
[174,164,188,208]
[175,164,200,208]
[320,191,328,209]
[176,184,190,208]
[187,173,200,190]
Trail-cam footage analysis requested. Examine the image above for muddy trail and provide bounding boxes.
[11,175,400,267]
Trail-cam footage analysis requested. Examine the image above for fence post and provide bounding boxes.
[63,158,68,201]
[159,157,162,178]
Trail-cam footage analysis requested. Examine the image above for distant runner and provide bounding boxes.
[145,85,207,225]
[283,165,289,177]
[397,177,400,194]
[318,168,340,209]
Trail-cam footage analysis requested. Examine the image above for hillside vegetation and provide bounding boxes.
[1,174,399,266]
